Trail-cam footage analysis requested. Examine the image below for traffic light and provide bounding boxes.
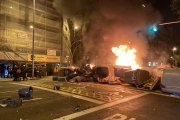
[147,25,158,35]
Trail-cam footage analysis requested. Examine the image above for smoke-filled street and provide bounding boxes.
[0,0,180,120]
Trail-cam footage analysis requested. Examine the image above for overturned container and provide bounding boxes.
[18,86,33,99]
[114,66,131,80]
[124,69,150,87]
[93,66,109,83]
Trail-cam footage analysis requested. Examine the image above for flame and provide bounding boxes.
[112,45,140,70]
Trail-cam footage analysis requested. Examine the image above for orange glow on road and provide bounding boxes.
[112,45,140,70]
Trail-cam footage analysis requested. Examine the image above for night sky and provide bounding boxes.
[152,0,177,21]
[150,0,180,53]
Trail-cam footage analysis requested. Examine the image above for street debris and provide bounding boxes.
[52,64,180,95]
[75,104,82,111]
[53,76,67,82]
[0,98,22,107]
[18,86,33,99]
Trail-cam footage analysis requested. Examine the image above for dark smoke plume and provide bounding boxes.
[53,0,161,66]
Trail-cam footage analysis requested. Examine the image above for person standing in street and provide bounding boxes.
[13,65,18,81]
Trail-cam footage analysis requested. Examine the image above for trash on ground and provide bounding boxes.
[75,104,81,111]
[1,98,22,107]
[18,86,33,99]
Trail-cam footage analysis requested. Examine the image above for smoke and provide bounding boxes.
[53,0,94,26]
[53,0,161,66]
[85,0,161,65]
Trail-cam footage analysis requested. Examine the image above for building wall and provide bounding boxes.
[0,0,63,63]
[62,18,72,64]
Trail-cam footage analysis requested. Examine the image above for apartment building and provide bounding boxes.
[0,0,64,76]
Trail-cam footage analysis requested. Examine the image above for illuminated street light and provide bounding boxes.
[142,4,146,8]
[172,47,177,52]
[172,46,177,56]
[172,47,178,66]
[29,25,33,29]
[74,25,79,38]
[72,24,81,65]
[74,25,79,30]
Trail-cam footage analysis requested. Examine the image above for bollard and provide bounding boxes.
[18,86,33,99]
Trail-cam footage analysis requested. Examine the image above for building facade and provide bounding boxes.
[0,0,65,76]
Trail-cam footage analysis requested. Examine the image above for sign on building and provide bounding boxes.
[47,49,56,56]
[28,54,60,63]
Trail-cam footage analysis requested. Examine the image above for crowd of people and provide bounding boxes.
[0,64,47,81]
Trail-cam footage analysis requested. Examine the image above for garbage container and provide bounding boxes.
[18,86,33,99]
[124,69,150,87]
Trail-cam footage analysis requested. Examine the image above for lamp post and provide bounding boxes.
[31,0,35,78]
[172,47,177,56]
[172,47,177,66]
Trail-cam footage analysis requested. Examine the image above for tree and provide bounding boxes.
[171,0,180,19]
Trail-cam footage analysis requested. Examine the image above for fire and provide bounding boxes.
[112,45,140,70]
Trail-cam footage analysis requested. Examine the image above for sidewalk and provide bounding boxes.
[0,76,53,82]
[0,77,13,82]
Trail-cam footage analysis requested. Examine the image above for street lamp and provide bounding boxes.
[29,25,33,29]
[172,47,177,66]
[74,25,79,38]
[31,0,36,79]
[172,47,177,55]
[74,25,79,30]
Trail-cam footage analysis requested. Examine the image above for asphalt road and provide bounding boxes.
[0,81,97,120]
[73,94,180,120]
[1,80,180,120]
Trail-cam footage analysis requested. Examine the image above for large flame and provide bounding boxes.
[112,45,140,70]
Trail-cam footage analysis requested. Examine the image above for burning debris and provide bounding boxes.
[52,63,180,96]
[112,45,141,70]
